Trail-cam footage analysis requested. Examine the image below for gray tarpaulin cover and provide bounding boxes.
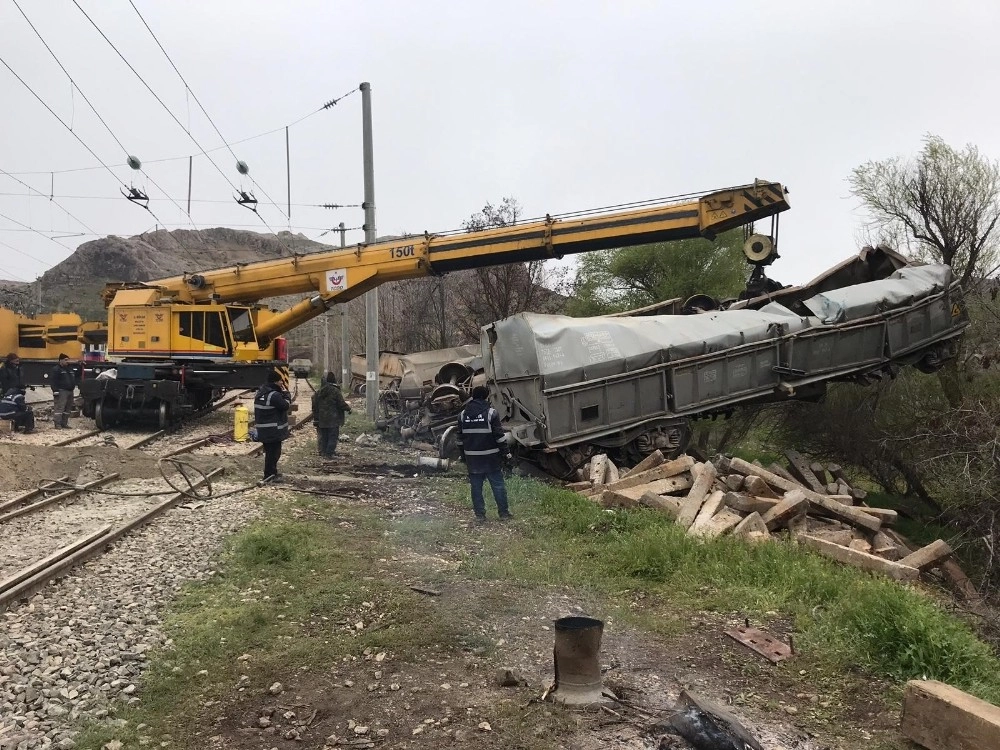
[489,309,810,390]
[488,263,953,391]
[801,264,952,323]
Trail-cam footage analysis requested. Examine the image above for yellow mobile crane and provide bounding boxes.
[24,180,790,427]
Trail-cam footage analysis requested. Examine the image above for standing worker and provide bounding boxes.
[50,353,77,428]
[0,353,23,395]
[456,385,513,522]
[254,370,291,483]
[0,388,35,434]
[312,372,351,459]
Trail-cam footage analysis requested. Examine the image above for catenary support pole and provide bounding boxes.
[339,222,350,388]
[361,81,378,419]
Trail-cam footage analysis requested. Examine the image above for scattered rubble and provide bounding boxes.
[570,449,967,590]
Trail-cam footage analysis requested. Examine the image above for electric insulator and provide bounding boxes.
[126,155,142,170]
[236,160,250,175]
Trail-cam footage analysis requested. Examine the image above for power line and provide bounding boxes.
[0,220,60,265]
[0,191,361,209]
[71,0,291,242]
[12,0,195,240]
[0,54,127,192]
[128,0,290,219]
[0,168,98,235]
[3,106,329,176]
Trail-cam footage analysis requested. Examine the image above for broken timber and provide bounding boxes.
[799,534,919,581]
[728,458,882,532]
[902,680,1000,750]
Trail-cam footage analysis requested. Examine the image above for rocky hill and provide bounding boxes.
[38,228,331,320]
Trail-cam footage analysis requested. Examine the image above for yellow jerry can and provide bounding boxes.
[234,403,250,442]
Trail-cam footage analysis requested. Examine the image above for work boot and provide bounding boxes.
[499,512,514,521]
[474,515,487,524]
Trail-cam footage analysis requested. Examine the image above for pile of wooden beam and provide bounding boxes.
[568,449,962,586]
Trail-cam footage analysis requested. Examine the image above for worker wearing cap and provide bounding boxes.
[456,385,513,522]
[312,371,351,459]
[50,353,77,429]
[254,370,292,482]
[0,353,23,395]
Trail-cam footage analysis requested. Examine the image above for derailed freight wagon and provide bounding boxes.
[482,248,968,477]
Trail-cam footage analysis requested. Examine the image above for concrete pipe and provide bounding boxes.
[417,455,450,471]
[550,616,608,705]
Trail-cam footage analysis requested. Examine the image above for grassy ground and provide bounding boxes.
[71,433,1000,749]
[432,471,1000,704]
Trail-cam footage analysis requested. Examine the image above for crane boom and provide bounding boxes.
[105,180,788,342]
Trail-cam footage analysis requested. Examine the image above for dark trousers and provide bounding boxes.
[316,425,341,458]
[469,470,509,518]
[6,409,35,433]
[263,440,282,479]
[53,390,74,427]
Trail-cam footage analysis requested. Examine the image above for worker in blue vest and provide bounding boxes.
[253,371,291,482]
[0,388,35,434]
[456,385,513,522]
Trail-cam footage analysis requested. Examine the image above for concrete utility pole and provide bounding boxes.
[339,223,350,388]
[361,81,378,419]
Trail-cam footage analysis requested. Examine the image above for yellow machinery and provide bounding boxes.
[103,180,790,349]
[11,180,789,427]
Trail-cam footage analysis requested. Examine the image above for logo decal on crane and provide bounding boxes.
[325,269,348,293]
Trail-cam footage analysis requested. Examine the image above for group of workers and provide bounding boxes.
[0,353,510,521]
[253,371,512,521]
[0,352,78,434]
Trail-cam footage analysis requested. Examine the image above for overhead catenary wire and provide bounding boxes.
[127,0,295,220]
[0,168,98,236]
[69,0,289,240]
[12,0,199,246]
[0,191,362,209]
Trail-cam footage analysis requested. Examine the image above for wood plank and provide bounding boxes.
[827,463,846,483]
[806,529,855,547]
[837,481,853,497]
[565,481,592,491]
[602,455,695,493]
[810,462,830,486]
[940,559,982,603]
[638,491,681,518]
[871,531,905,561]
[785,450,828,494]
[743,475,779,499]
[723,474,744,491]
[589,454,609,485]
[605,459,620,484]
[858,507,898,525]
[849,538,873,554]
[729,459,882,532]
[899,539,953,571]
[724,493,779,515]
[698,508,744,538]
[760,491,809,531]
[733,512,770,541]
[615,475,693,501]
[850,486,868,502]
[689,490,726,535]
[787,511,809,538]
[767,462,799,485]
[675,462,717,529]
[621,449,664,478]
[902,680,1000,750]
[799,534,919,580]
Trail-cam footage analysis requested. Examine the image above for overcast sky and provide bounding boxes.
[1,0,998,289]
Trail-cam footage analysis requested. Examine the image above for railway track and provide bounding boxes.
[0,379,316,610]
[46,388,254,450]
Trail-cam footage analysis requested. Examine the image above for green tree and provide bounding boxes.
[850,135,1000,287]
[565,230,748,316]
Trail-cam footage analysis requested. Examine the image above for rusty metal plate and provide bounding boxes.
[724,626,793,663]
